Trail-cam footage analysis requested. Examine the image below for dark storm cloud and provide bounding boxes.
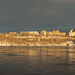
[0,0,75,33]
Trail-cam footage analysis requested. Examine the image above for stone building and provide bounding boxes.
[53,30,60,36]
[9,32,19,36]
[28,31,39,35]
[4,33,9,37]
[47,31,53,36]
[69,29,75,37]
[60,33,66,36]
[40,30,47,36]
[20,31,39,36]
[47,30,66,36]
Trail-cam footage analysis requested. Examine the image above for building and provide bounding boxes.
[69,29,75,37]
[40,30,47,36]
[28,31,39,35]
[47,30,66,36]
[4,33,9,37]
[59,32,66,36]
[9,32,18,36]
[47,31,53,36]
[53,30,60,36]
[20,31,39,36]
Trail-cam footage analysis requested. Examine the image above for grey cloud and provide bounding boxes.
[0,0,75,33]
[52,0,75,3]
[35,0,75,3]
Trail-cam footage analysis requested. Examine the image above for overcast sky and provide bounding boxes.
[0,0,75,33]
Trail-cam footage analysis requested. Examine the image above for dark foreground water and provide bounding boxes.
[0,46,75,75]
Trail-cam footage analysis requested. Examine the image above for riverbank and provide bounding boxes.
[0,35,75,46]
[0,41,75,46]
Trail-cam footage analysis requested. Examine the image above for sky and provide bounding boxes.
[0,0,75,33]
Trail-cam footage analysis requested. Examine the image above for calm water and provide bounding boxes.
[0,46,75,75]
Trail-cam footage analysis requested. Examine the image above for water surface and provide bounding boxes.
[0,46,75,75]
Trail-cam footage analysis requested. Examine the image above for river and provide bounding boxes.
[0,46,75,75]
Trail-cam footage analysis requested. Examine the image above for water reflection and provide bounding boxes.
[0,46,75,75]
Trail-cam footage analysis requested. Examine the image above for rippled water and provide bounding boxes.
[0,46,75,75]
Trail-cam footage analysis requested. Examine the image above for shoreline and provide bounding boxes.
[0,41,75,47]
[0,36,75,47]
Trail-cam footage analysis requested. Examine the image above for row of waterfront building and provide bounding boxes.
[0,29,75,37]
[69,29,75,37]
